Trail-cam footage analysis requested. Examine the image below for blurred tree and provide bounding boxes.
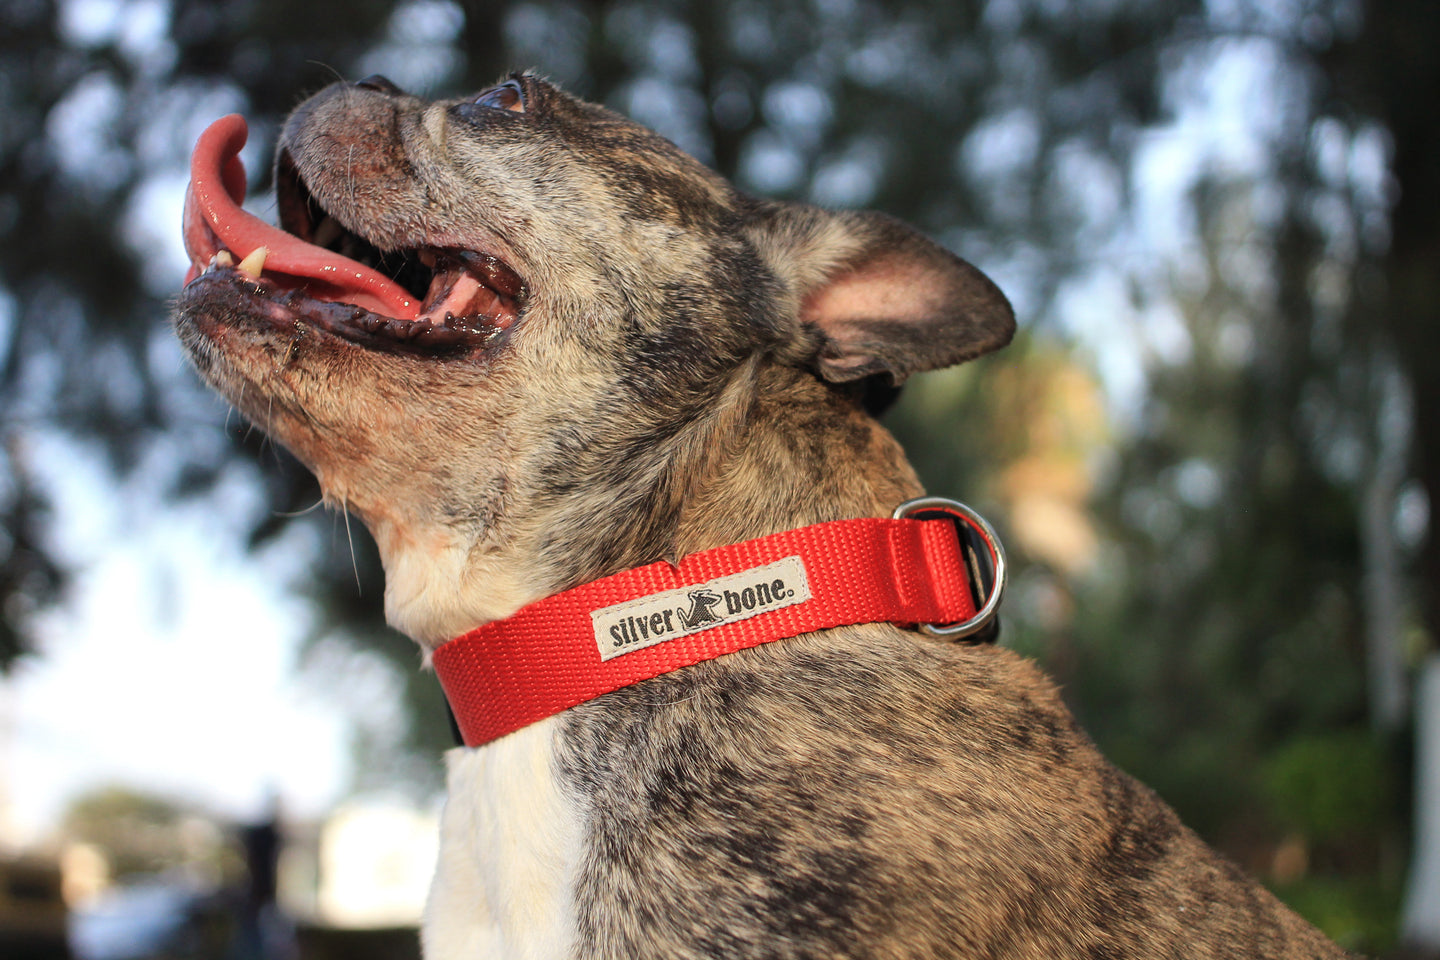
[1335,0,1439,647]
[993,2,1432,948]
[63,785,239,882]
[1327,0,1440,945]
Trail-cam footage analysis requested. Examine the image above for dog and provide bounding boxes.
[174,72,1353,958]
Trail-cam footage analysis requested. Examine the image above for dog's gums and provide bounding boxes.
[181,113,522,354]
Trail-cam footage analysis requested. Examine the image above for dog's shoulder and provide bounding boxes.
[555,628,1351,959]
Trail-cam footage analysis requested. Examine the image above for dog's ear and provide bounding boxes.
[748,204,1015,385]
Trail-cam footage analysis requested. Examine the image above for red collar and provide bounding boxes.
[433,498,1005,747]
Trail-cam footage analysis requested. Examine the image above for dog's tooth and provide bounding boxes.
[237,246,269,279]
[312,216,344,249]
[215,249,235,268]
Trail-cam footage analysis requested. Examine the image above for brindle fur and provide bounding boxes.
[174,73,1352,958]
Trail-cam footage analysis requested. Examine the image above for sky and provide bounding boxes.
[0,427,366,841]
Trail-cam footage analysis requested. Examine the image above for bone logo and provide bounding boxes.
[591,556,812,661]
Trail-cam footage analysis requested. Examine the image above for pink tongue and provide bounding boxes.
[181,114,420,320]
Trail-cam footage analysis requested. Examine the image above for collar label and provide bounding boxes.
[592,555,811,661]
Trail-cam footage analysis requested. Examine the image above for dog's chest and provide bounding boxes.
[423,719,581,960]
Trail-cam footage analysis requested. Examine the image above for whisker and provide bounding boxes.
[341,496,362,594]
[275,498,326,518]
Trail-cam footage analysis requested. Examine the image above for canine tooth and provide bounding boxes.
[215,250,235,267]
[237,246,268,278]
[313,216,344,249]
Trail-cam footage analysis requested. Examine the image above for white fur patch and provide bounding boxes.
[376,520,538,650]
[423,718,580,959]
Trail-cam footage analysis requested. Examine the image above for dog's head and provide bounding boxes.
[175,73,1013,644]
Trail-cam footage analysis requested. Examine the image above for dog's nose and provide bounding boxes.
[355,74,404,95]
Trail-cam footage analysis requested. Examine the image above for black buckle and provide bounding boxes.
[893,497,1006,643]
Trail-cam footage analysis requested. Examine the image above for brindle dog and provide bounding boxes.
[175,73,1352,958]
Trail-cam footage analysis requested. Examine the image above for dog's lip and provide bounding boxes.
[181,114,422,320]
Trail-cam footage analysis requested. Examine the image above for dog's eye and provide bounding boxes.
[473,82,524,114]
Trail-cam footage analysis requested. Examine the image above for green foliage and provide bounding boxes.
[1263,732,1396,843]
[1274,873,1403,953]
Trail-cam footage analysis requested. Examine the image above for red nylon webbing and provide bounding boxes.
[433,516,976,746]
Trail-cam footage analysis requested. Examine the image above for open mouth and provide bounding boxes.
[181,114,523,352]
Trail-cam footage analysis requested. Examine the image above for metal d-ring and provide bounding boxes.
[893,496,1007,640]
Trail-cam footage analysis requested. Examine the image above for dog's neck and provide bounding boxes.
[670,366,924,557]
[369,362,924,651]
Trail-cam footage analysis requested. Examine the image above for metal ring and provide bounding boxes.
[892,496,1007,639]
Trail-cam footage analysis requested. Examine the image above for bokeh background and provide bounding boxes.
[0,0,1435,956]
